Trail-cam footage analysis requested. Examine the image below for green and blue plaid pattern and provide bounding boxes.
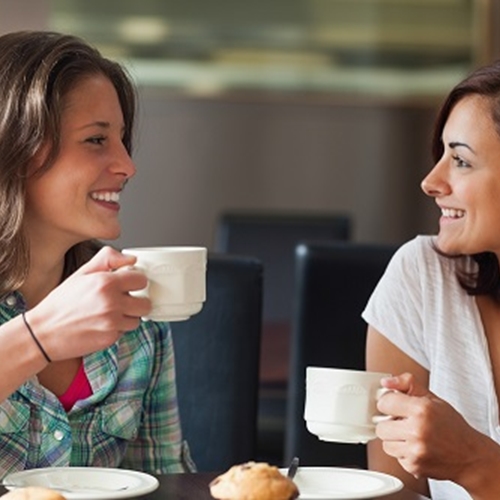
[0,291,195,478]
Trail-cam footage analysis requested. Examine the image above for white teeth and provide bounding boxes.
[91,191,120,203]
[442,208,465,218]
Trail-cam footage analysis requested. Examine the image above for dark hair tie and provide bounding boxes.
[22,312,51,363]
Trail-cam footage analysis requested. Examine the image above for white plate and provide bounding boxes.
[3,467,159,500]
[279,467,403,499]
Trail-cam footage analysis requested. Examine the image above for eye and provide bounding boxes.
[451,154,471,169]
[86,136,106,146]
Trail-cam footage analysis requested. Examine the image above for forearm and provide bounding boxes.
[458,434,500,499]
[0,314,48,401]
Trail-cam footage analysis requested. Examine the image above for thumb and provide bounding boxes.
[72,246,137,276]
[381,372,430,397]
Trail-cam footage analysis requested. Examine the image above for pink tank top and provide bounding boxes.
[58,362,93,412]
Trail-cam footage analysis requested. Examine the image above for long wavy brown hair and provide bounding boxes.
[431,61,500,300]
[0,31,136,298]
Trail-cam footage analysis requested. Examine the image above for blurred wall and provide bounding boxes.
[118,91,438,249]
[0,0,49,32]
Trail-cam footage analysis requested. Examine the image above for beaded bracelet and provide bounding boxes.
[22,312,51,363]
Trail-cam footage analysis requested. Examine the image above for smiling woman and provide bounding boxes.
[24,74,136,249]
[363,60,500,499]
[421,94,500,258]
[0,31,194,478]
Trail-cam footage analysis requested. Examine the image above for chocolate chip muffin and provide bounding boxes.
[209,461,299,500]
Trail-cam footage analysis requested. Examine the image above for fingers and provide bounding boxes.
[379,440,422,479]
[121,294,152,319]
[112,267,149,292]
[68,246,148,295]
[376,414,407,439]
[74,250,148,293]
[74,246,136,276]
[377,373,432,420]
[94,272,151,319]
[381,373,430,397]
[116,317,141,334]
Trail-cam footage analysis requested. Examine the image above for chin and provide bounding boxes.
[102,232,120,241]
[435,236,464,256]
[93,226,121,241]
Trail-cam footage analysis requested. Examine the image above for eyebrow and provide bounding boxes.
[77,121,111,131]
[76,121,126,135]
[449,141,476,154]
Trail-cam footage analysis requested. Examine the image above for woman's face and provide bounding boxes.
[24,73,136,251]
[421,95,500,258]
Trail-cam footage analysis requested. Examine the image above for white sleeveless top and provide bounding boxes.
[362,235,498,500]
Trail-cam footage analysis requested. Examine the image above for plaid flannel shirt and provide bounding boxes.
[0,291,195,479]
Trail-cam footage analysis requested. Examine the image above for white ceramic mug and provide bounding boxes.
[304,366,391,444]
[122,246,207,322]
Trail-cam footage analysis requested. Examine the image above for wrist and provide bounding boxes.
[23,307,56,363]
[22,311,51,364]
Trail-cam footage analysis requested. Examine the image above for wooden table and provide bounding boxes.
[143,473,431,500]
[0,472,431,500]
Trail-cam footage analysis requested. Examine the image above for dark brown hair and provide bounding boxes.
[0,31,136,297]
[431,61,500,300]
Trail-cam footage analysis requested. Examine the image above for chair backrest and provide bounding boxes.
[214,212,351,464]
[285,241,397,468]
[215,212,351,326]
[171,253,263,472]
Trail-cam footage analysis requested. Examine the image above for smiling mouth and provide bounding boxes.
[90,191,120,203]
[441,208,465,219]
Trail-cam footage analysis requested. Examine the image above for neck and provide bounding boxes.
[19,247,67,309]
[19,222,83,308]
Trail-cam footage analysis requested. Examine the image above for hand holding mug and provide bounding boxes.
[28,246,151,361]
[374,373,497,489]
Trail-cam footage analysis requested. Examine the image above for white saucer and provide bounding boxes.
[3,467,159,500]
[279,467,403,499]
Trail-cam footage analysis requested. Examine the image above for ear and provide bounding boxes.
[27,142,52,177]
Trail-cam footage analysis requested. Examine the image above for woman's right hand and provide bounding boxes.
[376,373,500,498]
[25,246,152,361]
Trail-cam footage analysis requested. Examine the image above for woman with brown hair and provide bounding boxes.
[364,60,500,499]
[0,31,193,477]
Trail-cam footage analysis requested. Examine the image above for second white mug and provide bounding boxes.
[304,366,391,444]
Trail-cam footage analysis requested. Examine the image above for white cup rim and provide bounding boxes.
[307,366,390,378]
[122,246,206,254]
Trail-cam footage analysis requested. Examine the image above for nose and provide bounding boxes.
[421,158,450,197]
[110,141,136,180]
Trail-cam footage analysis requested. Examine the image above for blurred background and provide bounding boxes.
[2,0,499,250]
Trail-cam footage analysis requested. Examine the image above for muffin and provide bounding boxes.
[1,487,66,500]
[209,461,299,500]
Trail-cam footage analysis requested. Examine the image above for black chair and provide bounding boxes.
[214,211,351,464]
[215,212,351,330]
[285,241,397,468]
[171,253,263,472]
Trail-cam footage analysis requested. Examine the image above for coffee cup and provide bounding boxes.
[304,366,391,444]
[122,246,207,322]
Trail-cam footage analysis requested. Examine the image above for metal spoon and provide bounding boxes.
[287,456,299,479]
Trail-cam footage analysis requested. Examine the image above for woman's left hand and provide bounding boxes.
[376,372,500,492]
